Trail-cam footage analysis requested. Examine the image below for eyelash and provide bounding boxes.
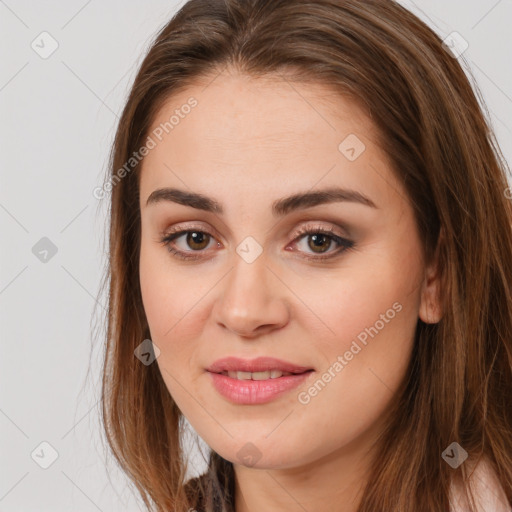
[159,224,355,262]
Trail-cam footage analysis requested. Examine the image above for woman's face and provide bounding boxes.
[138,71,440,470]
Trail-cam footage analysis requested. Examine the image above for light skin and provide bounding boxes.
[138,68,443,512]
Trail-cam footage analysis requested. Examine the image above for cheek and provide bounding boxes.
[283,272,419,464]
[139,240,215,378]
[139,240,199,338]
[295,243,422,411]
[139,244,202,408]
[293,245,421,351]
[139,243,170,337]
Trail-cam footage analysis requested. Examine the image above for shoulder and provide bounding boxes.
[449,456,510,512]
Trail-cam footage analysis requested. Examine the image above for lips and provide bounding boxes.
[206,356,314,375]
[206,357,315,404]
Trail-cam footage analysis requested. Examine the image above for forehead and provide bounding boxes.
[149,71,375,144]
[139,71,401,214]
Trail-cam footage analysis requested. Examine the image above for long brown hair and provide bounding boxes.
[97,1,512,510]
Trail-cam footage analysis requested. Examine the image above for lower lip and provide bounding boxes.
[207,371,313,405]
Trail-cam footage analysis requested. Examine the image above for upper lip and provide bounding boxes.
[206,356,314,374]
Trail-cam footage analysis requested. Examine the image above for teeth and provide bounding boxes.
[250,371,271,380]
[224,370,293,380]
[236,371,253,380]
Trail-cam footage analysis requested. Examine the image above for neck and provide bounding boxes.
[233,437,375,512]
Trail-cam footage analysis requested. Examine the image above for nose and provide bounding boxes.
[212,255,290,339]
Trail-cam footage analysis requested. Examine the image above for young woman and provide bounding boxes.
[98,1,512,510]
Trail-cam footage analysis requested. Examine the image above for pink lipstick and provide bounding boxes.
[206,356,314,405]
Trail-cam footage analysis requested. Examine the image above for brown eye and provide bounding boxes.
[291,227,355,261]
[184,231,211,250]
[160,225,355,262]
[305,233,333,253]
[160,228,218,261]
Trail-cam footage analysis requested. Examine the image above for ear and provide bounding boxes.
[418,227,444,324]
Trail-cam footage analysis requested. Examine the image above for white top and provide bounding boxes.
[449,456,510,512]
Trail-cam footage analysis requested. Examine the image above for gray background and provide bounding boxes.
[1,1,511,510]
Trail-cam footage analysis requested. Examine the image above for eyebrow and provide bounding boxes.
[145,186,378,215]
